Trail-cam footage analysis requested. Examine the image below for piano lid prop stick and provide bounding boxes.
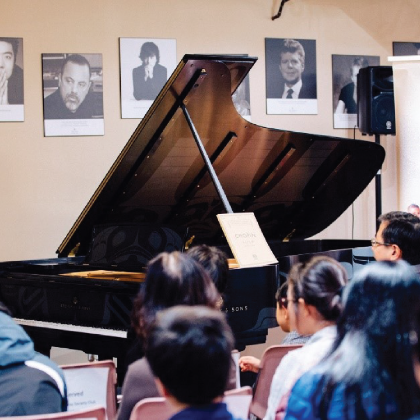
[181,103,233,214]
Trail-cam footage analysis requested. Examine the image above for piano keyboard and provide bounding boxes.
[14,318,128,338]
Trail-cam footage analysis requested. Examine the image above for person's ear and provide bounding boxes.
[298,297,310,316]
[155,377,170,398]
[390,244,403,261]
[283,307,289,321]
[58,73,62,87]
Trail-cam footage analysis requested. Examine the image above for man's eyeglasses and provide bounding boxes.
[371,238,391,247]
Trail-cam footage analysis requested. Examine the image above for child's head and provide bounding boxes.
[146,305,234,406]
[187,244,229,295]
[287,256,348,335]
[132,251,220,338]
[275,282,290,332]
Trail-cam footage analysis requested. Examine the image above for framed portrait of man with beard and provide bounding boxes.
[42,53,104,136]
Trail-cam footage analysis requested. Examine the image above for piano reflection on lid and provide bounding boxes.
[0,54,384,384]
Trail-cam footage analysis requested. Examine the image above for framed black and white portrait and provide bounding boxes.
[119,37,176,119]
[265,37,317,115]
[42,53,104,136]
[332,54,379,129]
[393,42,420,56]
[0,37,24,122]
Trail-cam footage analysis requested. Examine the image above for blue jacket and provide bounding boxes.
[284,371,399,420]
[170,402,244,420]
[0,311,67,416]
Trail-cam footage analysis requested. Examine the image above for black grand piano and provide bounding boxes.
[0,55,384,381]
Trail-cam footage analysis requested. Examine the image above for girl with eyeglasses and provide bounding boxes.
[264,256,348,420]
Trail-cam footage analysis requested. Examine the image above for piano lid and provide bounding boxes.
[57,54,385,257]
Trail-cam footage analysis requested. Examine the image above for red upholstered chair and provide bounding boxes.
[249,344,303,419]
[61,360,117,420]
[0,406,106,420]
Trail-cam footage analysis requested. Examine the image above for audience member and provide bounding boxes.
[264,256,348,420]
[372,211,420,266]
[187,244,229,296]
[146,305,245,420]
[117,251,221,420]
[238,282,311,374]
[0,301,67,416]
[284,260,420,420]
[408,203,420,218]
[408,301,420,420]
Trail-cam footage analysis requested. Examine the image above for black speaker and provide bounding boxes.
[357,66,396,135]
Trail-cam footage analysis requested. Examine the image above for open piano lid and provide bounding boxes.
[57,54,385,257]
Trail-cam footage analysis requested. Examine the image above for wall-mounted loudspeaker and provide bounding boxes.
[357,66,396,135]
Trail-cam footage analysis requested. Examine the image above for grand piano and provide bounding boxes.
[0,55,384,381]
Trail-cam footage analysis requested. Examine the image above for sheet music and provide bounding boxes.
[217,213,278,268]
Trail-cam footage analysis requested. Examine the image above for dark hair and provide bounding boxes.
[187,245,229,295]
[0,38,18,59]
[279,39,305,64]
[379,210,419,224]
[275,281,288,309]
[288,256,348,322]
[132,251,220,338]
[315,260,420,419]
[146,305,234,405]
[139,42,160,63]
[380,217,420,265]
[351,56,369,69]
[60,54,91,78]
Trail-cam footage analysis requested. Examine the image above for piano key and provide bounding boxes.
[13,318,128,338]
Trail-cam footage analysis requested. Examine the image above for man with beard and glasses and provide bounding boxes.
[43,54,98,119]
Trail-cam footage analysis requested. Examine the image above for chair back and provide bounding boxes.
[129,398,173,420]
[231,349,241,388]
[249,344,303,419]
[224,386,252,419]
[0,406,106,420]
[61,360,117,420]
[129,387,252,420]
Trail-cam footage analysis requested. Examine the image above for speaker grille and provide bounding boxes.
[372,93,395,133]
[357,66,396,135]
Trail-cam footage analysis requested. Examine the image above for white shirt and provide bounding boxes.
[263,325,337,420]
[281,79,303,99]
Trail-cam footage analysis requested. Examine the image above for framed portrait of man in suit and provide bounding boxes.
[265,37,317,115]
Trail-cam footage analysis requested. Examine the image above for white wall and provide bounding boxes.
[0,0,419,261]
